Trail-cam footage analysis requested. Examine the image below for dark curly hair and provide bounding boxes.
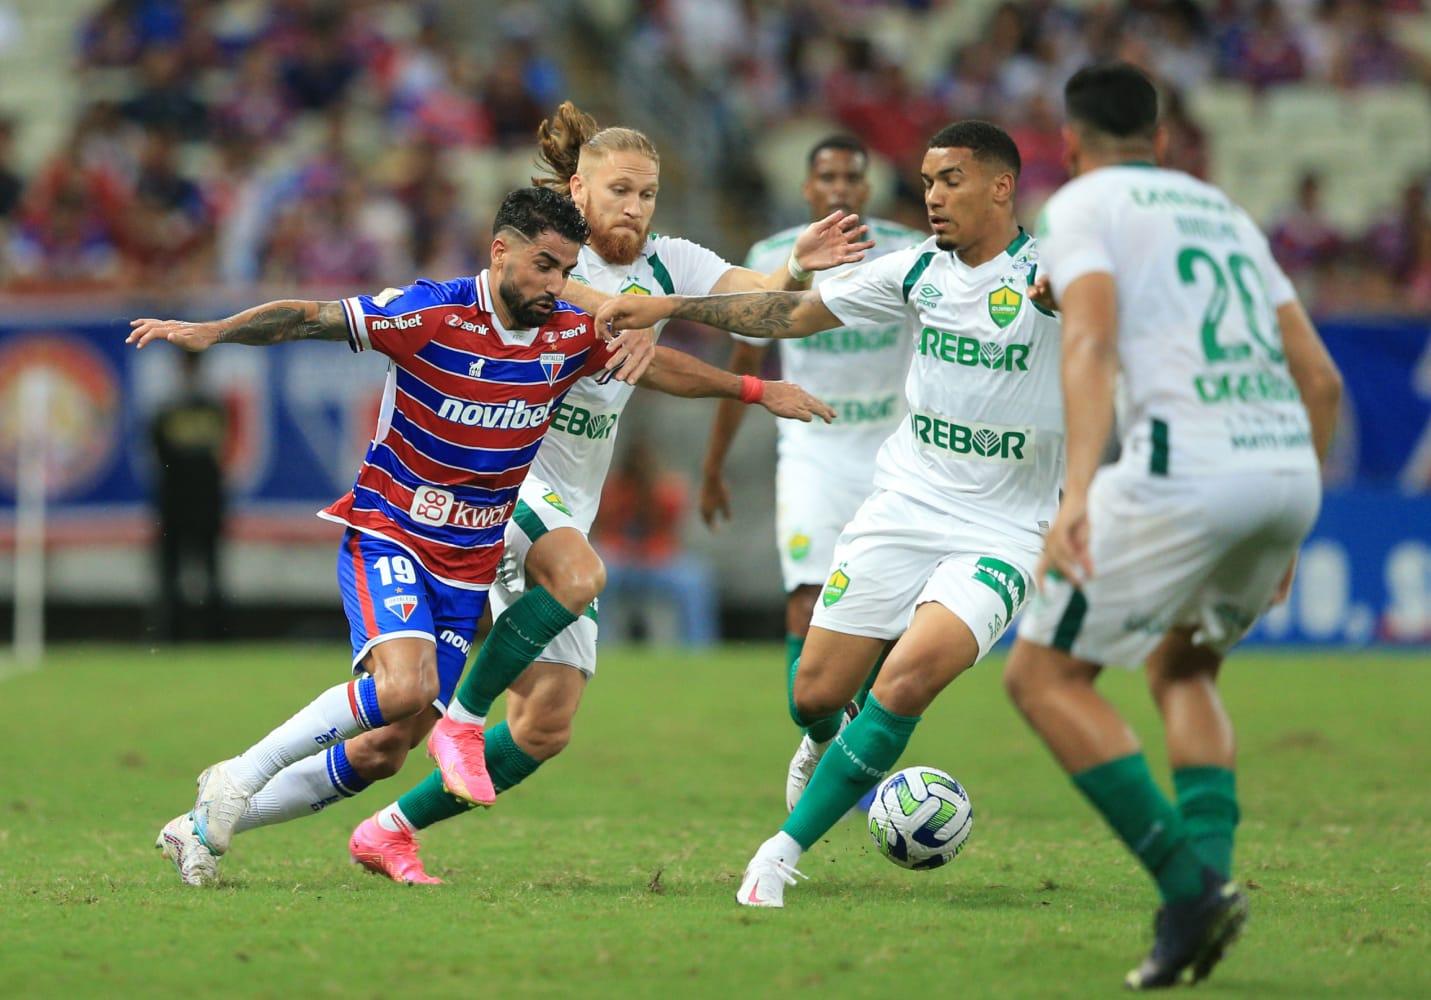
[493,186,590,246]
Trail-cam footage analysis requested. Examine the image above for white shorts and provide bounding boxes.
[810,488,1040,663]
[490,476,600,677]
[776,454,877,591]
[1018,467,1321,667]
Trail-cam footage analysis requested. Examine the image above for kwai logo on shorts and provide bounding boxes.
[788,533,811,561]
[988,285,1023,328]
[384,594,419,622]
[543,490,571,515]
[822,567,850,607]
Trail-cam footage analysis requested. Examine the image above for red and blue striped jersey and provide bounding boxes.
[319,270,608,588]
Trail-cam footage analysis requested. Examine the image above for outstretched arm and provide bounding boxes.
[128,300,348,351]
[639,345,834,421]
[699,340,769,528]
[596,287,840,342]
[710,211,873,293]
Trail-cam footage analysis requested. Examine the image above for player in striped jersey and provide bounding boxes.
[348,104,871,883]
[135,187,660,884]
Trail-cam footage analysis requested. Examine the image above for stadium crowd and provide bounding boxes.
[0,0,1427,313]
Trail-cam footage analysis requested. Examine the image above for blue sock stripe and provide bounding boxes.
[327,744,370,797]
[356,675,385,729]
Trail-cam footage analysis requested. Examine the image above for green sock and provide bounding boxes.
[783,694,919,850]
[396,769,470,829]
[396,722,544,830]
[1072,753,1208,903]
[455,587,577,717]
[1174,766,1239,879]
[785,648,843,744]
[853,648,889,710]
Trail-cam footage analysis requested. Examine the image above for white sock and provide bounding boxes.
[444,700,485,727]
[226,679,381,794]
[375,802,414,834]
[760,831,804,867]
[234,752,345,834]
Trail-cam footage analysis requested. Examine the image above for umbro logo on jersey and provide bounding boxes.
[914,282,943,309]
[446,314,488,335]
[384,594,419,622]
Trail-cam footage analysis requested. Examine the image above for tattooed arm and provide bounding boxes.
[594,288,840,341]
[127,300,349,351]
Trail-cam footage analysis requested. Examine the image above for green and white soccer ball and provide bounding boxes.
[867,766,973,870]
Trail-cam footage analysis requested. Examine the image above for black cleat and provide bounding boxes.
[1124,868,1249,990]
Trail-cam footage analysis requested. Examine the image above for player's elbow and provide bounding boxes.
[1301,360,1343,415]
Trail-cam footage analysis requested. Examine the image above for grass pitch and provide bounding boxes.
[1,644,1426,998]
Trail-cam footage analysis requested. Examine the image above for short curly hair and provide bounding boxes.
[493,186,590,246]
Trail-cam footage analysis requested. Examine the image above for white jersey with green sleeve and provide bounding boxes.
[736,218,925,471]
[818,231,1064,551]
[1036,163,1317,478]
[533,235,732,530]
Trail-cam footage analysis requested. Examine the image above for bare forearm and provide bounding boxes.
[640,346,747,399]
[1277,301,1342,465]
[560,281,609,316]
[1061,332,1118,496]
[216,300,347,345]
[668,289,832,339]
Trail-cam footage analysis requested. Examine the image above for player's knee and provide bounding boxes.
[346,729,410,780]
[791,671,848,723]
[372,657,440,719]
[509,717,572,761]
[1002,655,1036,713]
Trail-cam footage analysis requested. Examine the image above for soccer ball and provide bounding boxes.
[867,766,973,870]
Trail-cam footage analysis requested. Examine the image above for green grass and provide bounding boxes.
[0,645,1426,998]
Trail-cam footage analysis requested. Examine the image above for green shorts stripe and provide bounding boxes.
[512,500,548,543]
[1051,589,1089,652]
[1150,418,1170,476]
[972,556,1026,620]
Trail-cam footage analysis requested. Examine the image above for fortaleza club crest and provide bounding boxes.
[822,567,850,607]
[988,285,1023,328]
[384,594,419,622]
[540,352,565,385]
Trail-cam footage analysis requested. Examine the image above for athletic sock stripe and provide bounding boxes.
[356,676,385,729]
[347,679,367,728]
[325,747,356,796]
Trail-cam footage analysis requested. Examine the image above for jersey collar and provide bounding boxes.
[478,270,538,346]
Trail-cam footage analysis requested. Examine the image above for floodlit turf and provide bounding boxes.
[1,645,1426,997]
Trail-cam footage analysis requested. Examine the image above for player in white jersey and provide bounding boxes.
[701,136,923,791]
[1003,65,1344,989]
[598,121,1063,909]
[347,103,867,881]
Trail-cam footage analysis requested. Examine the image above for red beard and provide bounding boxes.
[589,224,645,265]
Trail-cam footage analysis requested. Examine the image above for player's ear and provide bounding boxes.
[491,236,508,270]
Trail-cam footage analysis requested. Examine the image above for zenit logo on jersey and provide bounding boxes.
[322,270,611,589]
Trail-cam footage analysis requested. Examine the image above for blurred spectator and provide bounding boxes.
[4,187,122,290]
[122,129,212,284]
[1007,94,1066,206]
[1160,88,1210,179]
[215,46,294,143]
[481,52,546,148]
[594,438,718,648]
[1364,179,1428,283]
[0,116,22,220]
[1270,171,1343,279]
[279,9,360,112]
[150,350,228,642]
[1333,0,1417,87]
[1224,0,1307,90]
[120,44,210,139]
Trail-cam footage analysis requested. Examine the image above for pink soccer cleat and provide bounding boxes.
[427,715,496,806]
[348,816,443,885]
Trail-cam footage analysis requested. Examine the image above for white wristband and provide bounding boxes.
[787,255,812,283]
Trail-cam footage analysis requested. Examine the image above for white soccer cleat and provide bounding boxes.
[785,702,859,812]
[156,813,220,886]
[736,855,807,908]
[191,760,250,856]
